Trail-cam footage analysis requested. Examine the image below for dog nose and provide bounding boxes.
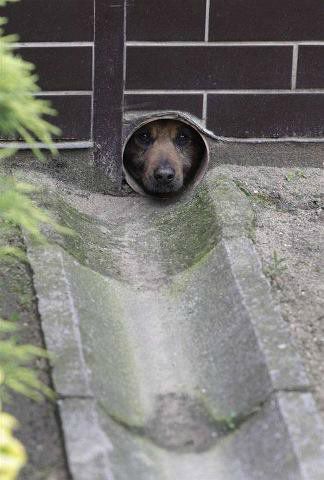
[154,166,175,182]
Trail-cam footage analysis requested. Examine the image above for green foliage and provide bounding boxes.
[0,318,54,403]
[0,0,20,7]
[264,250,288,284]
[0,178,50,236]
[0,0,59,159]
[0,3,62,477]
[0,176,71,259]
[0,315,54,405]
[0,410,27,480]
[0,0,69,259]
[285,169,307,182]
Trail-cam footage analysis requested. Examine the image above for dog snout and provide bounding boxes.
[154,165,176,183]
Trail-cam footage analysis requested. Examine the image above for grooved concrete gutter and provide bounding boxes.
[21,167,324,480]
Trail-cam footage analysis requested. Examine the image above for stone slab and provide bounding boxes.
[24,169,324,480]
[59,398,113,480]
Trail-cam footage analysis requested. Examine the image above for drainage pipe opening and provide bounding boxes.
[123,115,209,197]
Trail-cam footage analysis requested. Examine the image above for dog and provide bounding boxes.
[123,120,205,197]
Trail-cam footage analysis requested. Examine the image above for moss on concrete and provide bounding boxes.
[0,223,34,319]
[0,222,70,479]
[152,187,220,277]
[206,176,256,241]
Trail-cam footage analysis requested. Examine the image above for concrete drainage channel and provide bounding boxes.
[21,165,324,480]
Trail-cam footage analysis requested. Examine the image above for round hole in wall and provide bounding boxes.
[123,116,209,198]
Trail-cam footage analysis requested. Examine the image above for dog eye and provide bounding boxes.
[135,128,152,146]
[175,130,191,147]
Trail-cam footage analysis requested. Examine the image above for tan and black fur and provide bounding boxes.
[123,120,205,196]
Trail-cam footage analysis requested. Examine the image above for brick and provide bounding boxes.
[17,47,92,91]
[209,0,324,41]
[4,0,94,42]
[40,95,92,140]
[207,94,324,137]
[297,46,324,88]
[127,0,206,41]
[126,47,292,90]
[124,94,203,118]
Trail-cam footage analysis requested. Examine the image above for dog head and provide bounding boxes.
[123,120,205,197]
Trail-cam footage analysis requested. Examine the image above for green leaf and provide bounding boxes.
[0,335,54,402]
[0,24,60,159]
[0,319,19,334]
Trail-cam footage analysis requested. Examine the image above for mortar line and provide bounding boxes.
[12,42,93,48]
[0,141,93,149]
[291,44,299,90]
[122,0,127,92]
[91,0,96,141]
[124,89,324,95]
[202,93,208,125]
[2,136,324,148]
[126,40,324,47]
[33,91,93,96]
[211,137,324,143]
[125,90,203,95]
[204,0,211,42]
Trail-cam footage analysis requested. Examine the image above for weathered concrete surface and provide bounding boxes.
[27,246,92,398]
[97,391,324,480]
[22,167,324,480]
[0,224,70,479]
[59,398,113,480]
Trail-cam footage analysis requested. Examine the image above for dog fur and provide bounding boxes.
[123,120,205,196]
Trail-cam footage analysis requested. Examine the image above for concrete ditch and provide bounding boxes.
[19,166,324,480]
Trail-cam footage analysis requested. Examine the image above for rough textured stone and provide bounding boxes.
[23,166,324,480]
[97,392,323,480]
[277,391,324,480]
[59,398,113,480]
[27,245,92,397]
[223,237,310,391]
